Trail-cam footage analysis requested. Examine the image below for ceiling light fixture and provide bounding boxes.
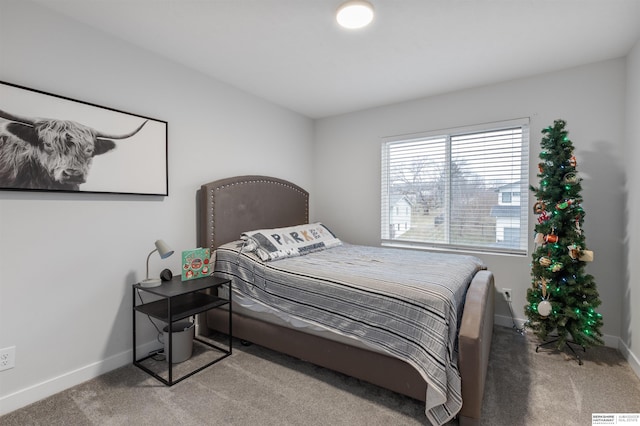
[336,1,374,29]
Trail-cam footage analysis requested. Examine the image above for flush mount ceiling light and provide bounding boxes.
[336,0,374,29]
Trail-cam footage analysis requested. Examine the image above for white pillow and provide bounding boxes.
[241,222,341,261]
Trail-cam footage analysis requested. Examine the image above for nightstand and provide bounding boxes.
[132,275,232,385]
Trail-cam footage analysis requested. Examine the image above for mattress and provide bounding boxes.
[220,285,383,352]
[213,241,486,425]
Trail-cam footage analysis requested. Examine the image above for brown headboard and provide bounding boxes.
[197,175,309,251]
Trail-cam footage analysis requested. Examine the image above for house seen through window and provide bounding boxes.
[381,118,529,255]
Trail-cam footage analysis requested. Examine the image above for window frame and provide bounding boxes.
[381,118,530,256]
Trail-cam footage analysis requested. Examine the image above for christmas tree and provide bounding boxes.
[526,119,603,353]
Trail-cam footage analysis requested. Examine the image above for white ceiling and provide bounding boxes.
[33,0,640,119]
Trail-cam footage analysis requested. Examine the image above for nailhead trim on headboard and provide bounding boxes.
[203,176,309,251]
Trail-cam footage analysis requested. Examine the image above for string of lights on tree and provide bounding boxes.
[526,119,603,350]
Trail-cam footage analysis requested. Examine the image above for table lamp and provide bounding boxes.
[140,239,174,287]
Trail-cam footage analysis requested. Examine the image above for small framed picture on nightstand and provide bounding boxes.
[181,248,211,281]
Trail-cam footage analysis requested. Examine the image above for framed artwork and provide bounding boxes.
[181,248,212,281]
[0,81,168,196]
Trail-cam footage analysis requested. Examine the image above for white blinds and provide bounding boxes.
[381,118,529,255]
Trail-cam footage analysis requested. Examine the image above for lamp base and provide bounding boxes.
[139,278,162,288]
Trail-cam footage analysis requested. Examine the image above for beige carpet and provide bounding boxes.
[482,326,640,425]
[2,326,640,426]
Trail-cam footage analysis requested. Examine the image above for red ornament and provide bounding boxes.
[538,211,550,223]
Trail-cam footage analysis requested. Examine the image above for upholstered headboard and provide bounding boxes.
[197,175,309,251]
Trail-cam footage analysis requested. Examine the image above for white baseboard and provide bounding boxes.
[494,313,527,331]
[493,314,640,380]
[0,340,161,416]
[617,338,640,379]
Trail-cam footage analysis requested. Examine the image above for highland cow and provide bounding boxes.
[0,108,147,190]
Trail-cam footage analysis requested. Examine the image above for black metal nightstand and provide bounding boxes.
[132,275,232,385]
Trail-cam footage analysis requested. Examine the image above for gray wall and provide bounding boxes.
[624,39,640,373]
[0,0,314,413]
[314,59,629,354]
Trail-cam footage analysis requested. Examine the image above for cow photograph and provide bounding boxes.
[0,81,168,195]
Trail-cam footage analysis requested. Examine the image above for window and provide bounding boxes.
[381,118,529,255]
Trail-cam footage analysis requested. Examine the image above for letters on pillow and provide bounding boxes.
[241,223,342,261]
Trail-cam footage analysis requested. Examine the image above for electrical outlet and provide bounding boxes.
[0,346,16,372]
[502,288,512,302]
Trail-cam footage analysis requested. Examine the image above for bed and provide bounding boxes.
[196,175,494,426]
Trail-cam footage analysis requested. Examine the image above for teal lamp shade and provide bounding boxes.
[140,239,174,287]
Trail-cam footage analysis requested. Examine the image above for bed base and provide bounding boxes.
[204,270,494,425]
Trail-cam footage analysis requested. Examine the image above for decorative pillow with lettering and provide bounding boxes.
[241,223,342,261]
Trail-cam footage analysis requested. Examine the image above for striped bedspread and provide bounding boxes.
[214,242,486,425]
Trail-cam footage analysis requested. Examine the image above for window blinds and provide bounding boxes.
[381,118,529,255]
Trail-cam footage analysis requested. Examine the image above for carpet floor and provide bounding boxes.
[2,326,640,425]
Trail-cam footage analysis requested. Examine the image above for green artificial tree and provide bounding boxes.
[526,119,603,355]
